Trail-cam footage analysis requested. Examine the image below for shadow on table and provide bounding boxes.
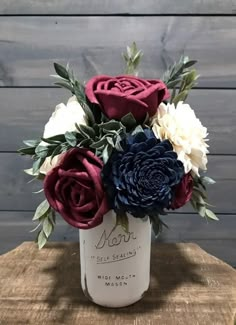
[42,242,205,323]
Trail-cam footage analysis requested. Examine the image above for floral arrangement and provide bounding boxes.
[19,43,216,249]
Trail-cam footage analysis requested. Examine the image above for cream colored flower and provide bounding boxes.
[151,101,209,176]
[40,96,87,174]
[43,95,87,138]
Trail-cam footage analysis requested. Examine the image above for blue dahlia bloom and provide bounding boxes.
[102,129,185,217]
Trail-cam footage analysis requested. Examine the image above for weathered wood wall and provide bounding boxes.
[0,2,235,266]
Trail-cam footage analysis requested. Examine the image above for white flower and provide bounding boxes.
[40,96,87,174]
[43,95,87,138]
[151,101,209,175]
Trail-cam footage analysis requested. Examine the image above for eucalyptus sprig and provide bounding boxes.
[18,133,75,175]
[171,69,199,105]
[122,42,143,76]
[31,199,56,249]
[53,62,95,125]
[18,115,133,174]
[191,175,218,221]
[162,56,198,104]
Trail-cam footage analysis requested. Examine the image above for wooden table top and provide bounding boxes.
[0,242,236,325]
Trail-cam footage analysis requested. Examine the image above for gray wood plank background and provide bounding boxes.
[0,2,235,266]
[0,17,236,88]
[1,88,235,154]
[1,0,236,15]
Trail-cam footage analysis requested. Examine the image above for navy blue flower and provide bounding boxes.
[102,129,185,217]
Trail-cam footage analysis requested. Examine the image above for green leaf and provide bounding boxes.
[78,138,92,148]
[32,158,45,174]
[38,230,47,249]
[205,209,219,221]
[162,56,198,91]
[49,210,56,226]
[76,124,91,139]
[35,145,49,158]
[183,60,198,69]
[198,205,206,218]
[106,137,114,147]
[116,213,129,233]
[32,200,50,221]
[122,42,143,76]
[42,134,65,143]
[190,198,197,210]
[192,192,206,206]
[115,136,123,151]
[131,125,144,135]
[41,138,61,145]
[90,138,107,149]
[193,186,207,200]
[54,62,69,80]
[150,215,163,238]
[200,176,216,186]
[50,145,62,160]
[67,63,75,82]
[18,147,36,155]
[65,131,77,147]
[60,142,70,153]
[54,81,73,91]
[102,145,110,163]
[43,217,53,238]
[172,90,189,105]
[100,120,121,131]
[121,113,137,130]
[24,168,38,176]
[167,79,182,89]
[23,139,40,147]
[78,124,96,138]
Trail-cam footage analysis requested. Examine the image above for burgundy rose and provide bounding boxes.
[44,148,109,229]
[171,173,193,209]
[85,75,169,122]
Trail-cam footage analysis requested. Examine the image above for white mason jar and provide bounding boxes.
[79,210,152,308]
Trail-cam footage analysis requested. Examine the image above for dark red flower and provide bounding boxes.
[44,148,109,229]
[85,75,169,122]
[171,173,193,209]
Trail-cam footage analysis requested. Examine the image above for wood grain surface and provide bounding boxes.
[1,88,235,154]
[0,17,236,88]
[0,242,235,324]
[1,0,236,15]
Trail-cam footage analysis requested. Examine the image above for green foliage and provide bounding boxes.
[122,42,143,76]
[31,200,56,249]
[18,117,128,176]
[54,62,69,80]
[88,120,126,163]
[32,199,50,221]
[52,62,96,126]
[121,113,137,131]
[162,56,199,104]
[191,175,218,221]
[171,69,199,105]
